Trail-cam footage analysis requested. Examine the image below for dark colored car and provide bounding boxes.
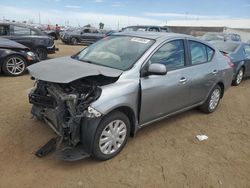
[0,22,58,60]
[61,27,114,45]
[211,41,250,85]
[0,38,38,76]
[201,32,241,42]
[121,25,169,32]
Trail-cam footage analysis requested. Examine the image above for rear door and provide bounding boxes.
[187,40,218,104]
[140,39,192,124]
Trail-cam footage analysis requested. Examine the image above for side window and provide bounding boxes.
[207,46,215,61]
[148,27,160,32]
[149,40,185,70]
[189,41,214,65]
[13,26,31,35]
[0,25,9,36]
[83,29,91,33]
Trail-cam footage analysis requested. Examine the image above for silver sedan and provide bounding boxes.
[28,32,234,161]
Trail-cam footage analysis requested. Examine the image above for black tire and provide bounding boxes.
[35,47,48,60]
[232,68,244,86]
[2,55,27,76]
[200,85,222,113]
[70,37,78,45]
[92,111,130,161]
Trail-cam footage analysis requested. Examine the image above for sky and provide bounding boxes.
[0,0,250,28]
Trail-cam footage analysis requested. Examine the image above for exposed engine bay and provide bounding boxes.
[29,75,118,158]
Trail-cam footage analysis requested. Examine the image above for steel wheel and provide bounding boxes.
[236,69,243,85]
[99,120,127,155]
[209,88,221,110]
[4,56,26,76]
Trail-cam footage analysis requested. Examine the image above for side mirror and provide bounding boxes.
[147,63,167,76]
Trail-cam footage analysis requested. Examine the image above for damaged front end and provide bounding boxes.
[29,75,116,161]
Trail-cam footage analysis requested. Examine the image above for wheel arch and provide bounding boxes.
[106,106,137,137]
[217,82,225,98]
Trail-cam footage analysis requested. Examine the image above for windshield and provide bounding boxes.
[73,36,154,70]
[212,42,239,53]
[202,34,225,41]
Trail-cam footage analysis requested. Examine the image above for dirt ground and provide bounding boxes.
[0,41,250,188]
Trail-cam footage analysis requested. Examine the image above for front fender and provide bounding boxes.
[91,80,140,116]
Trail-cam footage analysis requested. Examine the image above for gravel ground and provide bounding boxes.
[0,41,250,188]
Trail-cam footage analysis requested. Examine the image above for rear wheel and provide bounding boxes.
[232,68,244,86]
[2,55,27,76]
[70,37,78,45]
[200,85,222,113]
[35,47,48,60]
[92,111,130,161]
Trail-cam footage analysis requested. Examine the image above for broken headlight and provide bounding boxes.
[84,106,102,118]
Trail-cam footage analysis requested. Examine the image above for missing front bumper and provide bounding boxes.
[35,137,90,161]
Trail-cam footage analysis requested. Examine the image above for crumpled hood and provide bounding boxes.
[0,37,28,50]
[27,56,123,83]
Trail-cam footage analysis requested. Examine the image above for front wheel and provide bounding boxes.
[232,68,244,86]
[92,111,130,161]
[35,47,48,60]
[70,37,78,45]
[200,85,222,113]
[2,55,27,76]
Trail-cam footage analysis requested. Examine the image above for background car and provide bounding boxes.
[61,27,114,45]
[0,38,38,76]
[201,32,241,42]
[211,41,250,85]
[28,32,233,161]
[0,22,58,60]
[121,25,169,32]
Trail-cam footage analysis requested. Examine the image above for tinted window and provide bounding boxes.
[149,40,185,70]
[13,26,31,35]
[148,27,160,32]
[83,29,91,33]
[160,27,168,32]
[0,25,9,36]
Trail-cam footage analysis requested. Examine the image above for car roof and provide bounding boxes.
[113,31,190,41]
[125,25,167,28]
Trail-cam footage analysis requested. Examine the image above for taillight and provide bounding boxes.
[223,54,234,68]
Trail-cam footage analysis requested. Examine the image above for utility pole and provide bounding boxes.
[38,12,41,24]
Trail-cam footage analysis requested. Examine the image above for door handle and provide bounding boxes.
[179,77,187,84]
[212,70,218,74]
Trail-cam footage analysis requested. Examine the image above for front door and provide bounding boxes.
[140,39,191,124]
